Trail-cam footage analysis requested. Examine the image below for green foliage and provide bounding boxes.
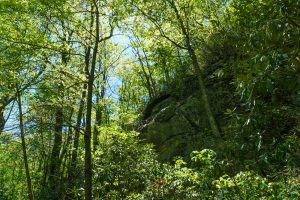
[0,0,299,199]
[0,134,26,200]
[92,126,160,199]
[125,146,300,200]
[214,171,300,200]
[191,149,216,166]
[144,150,219,199]
[196,0,300,175]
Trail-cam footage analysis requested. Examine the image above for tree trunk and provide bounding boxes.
[93,87,102,151]
[0,97,11,134]
[66,67,88,199]
[17,89,34,200]
[60,109,74,175]
[188,48,221,137]
[49,106,63,196]
[169,0,221,138]
[135,47,154,99]
[85,1,100,198]
[0,107,4,133]
[67,6,94,193]
[69,85,87,173]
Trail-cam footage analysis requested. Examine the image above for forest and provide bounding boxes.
[0,0,299,199]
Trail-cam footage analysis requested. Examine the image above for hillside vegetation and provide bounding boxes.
[0,0,299,199]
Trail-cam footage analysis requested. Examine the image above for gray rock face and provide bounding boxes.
[138,75,234,161]
[139,96,204,161]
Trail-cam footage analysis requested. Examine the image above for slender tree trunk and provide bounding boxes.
[69,86,87,171]
[60,110,73,199]
[93,87,101,151]
[17,89,34,200]
[93,64,107,150]
[49,106,63,195]
[84,43,95,200]
[60,109,73,177]
[84,1,114,197]
[188,48,221,137]
[68,6,93,190]
[162,55,170,87]
[93,49,104,151]
[169,0,221,138]
[49,58,66,197]
[135,47,154,98]
[0,98,12,134]
[140,45,157,95]
[0,97,11,134]
[39,118,48,188]
[85,1,100,198]
[48,32,71,196]
[66,59,89,200]
[0,107,4,133]
[131,35,156,98]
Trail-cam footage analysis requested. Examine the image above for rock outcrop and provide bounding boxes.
[138,75,234,161]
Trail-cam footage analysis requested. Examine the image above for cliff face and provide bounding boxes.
[138,75,234,161]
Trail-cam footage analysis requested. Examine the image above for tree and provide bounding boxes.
[130,0,224,137]
[0,0,300,199]
[84,0,114,198]
[16,87,34,200]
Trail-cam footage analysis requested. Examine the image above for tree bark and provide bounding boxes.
[17,89,34,200]
[49,106,63,196]
[69,86,87,171]
[68,4,94,188]
[48,48,68,197]
[84,1,114,197]
[0,97,12,134]
[84,1,100,198]
[93,82,102,151]
[66,54,89,200]
[0,107,4,133]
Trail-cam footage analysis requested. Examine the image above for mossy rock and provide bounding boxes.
[139,74,234,162]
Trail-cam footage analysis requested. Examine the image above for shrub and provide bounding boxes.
[92,126,160,199]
